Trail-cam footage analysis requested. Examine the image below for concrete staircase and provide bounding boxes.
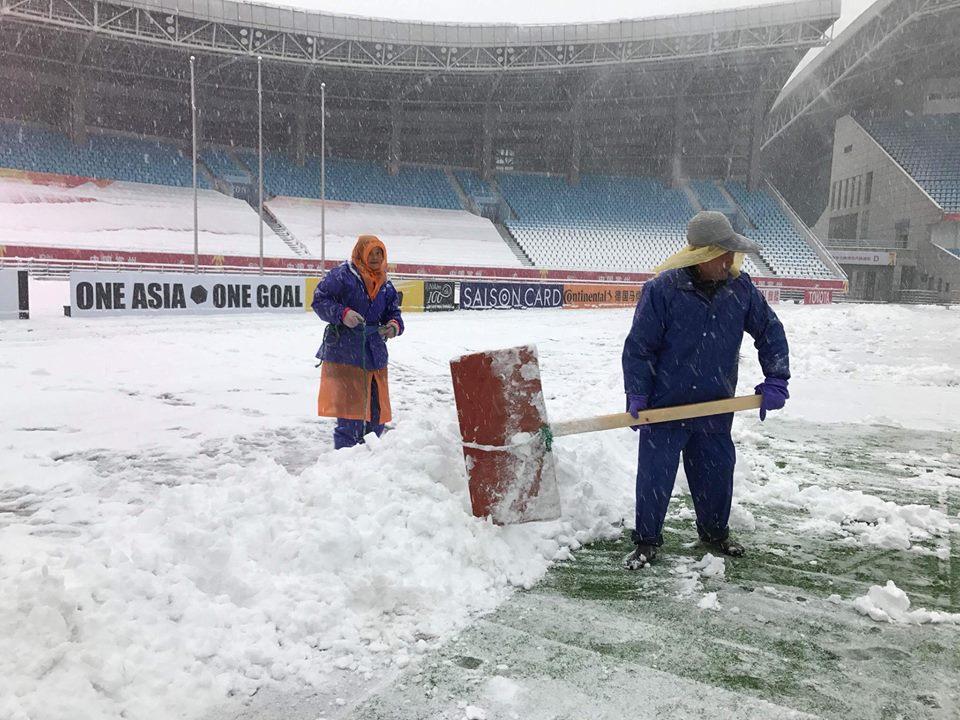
[494,221,535,267]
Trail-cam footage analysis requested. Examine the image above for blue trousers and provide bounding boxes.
[632,427,735,547]
[334,379,385,449]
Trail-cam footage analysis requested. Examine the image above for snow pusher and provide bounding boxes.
[449,345,762,525]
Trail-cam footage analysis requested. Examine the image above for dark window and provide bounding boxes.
[928,93,943,100]
[843,144,853,153]
[843,178,850,208]
[856,176,862,206]
[864,171,873,204]
[829,213,858,239]
[895,219,910,247]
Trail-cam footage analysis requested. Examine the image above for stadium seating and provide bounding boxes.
[690,179,733,212]
[862,115,960,213]
[454,170,496,200]
[725,181,833,278]
[237,151,462,210]
[0,121,204,188]
[200,148,250,183]
[497,172,763,274]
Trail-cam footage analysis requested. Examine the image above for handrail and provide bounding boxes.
[763,178,848,282]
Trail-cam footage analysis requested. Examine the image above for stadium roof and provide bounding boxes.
[0,0,839,178]
[0,0,839,70]
[763,0,960,149]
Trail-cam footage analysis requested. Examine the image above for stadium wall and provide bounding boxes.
[813,115,958,301]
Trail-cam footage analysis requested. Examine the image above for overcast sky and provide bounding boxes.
[252,0,875,30]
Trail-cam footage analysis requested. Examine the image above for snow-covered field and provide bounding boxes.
[1,283,959,720]
[266,197,522,267]
[0,178,297,258]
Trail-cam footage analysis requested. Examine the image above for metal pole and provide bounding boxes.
[190,55,198,272]
[320,81,326,274]
[257,55,264,274]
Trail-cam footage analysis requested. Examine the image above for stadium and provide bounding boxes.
[1,0,959,719]
[1,0,852,296]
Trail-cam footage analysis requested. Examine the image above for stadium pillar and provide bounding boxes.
[567,109,584,186]
[747,84,767,192]
[388,101,402,176]
[294,107,307,166]
[669,95,686,189]
[190,55,199,272]
[480,107,495,182]
[67,72,87,145]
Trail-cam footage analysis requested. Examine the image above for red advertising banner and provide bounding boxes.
[803,288,834,304]
[757,286,782,304]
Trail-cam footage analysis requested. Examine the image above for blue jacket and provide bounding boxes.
[622,269,789,432]
[312,262,404,369]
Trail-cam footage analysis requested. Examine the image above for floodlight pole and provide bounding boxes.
[257,55,264,274]
[190,55,198,272]
[320,81,326,274]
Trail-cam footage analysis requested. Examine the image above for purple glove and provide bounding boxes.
[754,378,789,421]
[626,394,648,432]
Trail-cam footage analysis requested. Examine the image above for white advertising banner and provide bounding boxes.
[68,271,306,317]
[830,250,897,266]
[0,269,29,320]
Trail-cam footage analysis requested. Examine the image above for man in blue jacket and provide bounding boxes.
[622,211,790,569]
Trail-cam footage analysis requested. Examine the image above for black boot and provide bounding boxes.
[702,536,745,557]
[624,543,658,570]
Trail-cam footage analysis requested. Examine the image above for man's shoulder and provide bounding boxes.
[732,270,758,292]
[645,269,684,290]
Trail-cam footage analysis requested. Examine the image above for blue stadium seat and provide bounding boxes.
[862,115,960,213]
[725,181,833,279]
[0,120,206,188]
[237,151,461,210]
[200,148,250,184]
[454,170,496,201]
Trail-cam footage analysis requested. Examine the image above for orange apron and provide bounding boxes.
[317,362,392,423]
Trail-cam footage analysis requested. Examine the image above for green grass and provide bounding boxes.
[348,421,960,719]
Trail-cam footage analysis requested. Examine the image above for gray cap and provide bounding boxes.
[686,211,760,254]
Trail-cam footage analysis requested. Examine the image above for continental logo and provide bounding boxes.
[563,283,642,308]
[212,254,225,266]
[564,288,614,304]
[0,245,5,257]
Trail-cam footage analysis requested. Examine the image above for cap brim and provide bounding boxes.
[721,232,760,255]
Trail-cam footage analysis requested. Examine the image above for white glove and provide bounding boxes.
[378,323,398,340]
[342,309,364,328]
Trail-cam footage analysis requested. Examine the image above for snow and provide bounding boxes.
[0,177,298,258]
[1,288,959,719]
[266,196,522,268]
[853,581,960,625]
[697,592,722,611]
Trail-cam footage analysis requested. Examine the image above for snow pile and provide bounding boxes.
[0,416,622,720]
[735,473,958,550]
[0,177,296,258]
[267,196,521,267]
[672,553,726,604]
[2,300,959,719]
[697,592,722,612]
[853,581,960,625]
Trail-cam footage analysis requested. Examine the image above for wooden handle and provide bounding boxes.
[550,394,762,438]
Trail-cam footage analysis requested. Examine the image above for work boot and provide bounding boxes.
[702,536,745,557]
[623,543,658,570]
